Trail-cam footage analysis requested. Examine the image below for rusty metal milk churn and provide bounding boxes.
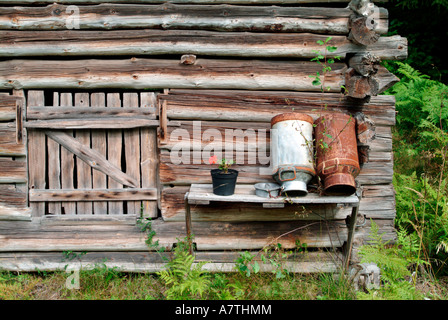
[314,113,360,196]
[270,113,316,196]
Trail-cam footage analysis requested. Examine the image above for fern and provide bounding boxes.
[157,238,211,300]
[357,221,425,300]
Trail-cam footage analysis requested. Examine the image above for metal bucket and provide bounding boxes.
[314,113,360,196]
[270,113,315,196]
[254,182,282,198]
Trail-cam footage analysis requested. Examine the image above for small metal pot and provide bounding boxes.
[254,183,282,198]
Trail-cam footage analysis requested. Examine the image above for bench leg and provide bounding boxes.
[343,204,359,271]
[184,192,193,255]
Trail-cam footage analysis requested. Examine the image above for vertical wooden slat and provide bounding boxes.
[27,90,46,217]
[12,89,28,208]
[123,92,141,215]
[15,98,23,144]
[47,92,61,215]
[107,93,123,215]
[59,92,76,215]
[91,92,108,215]
[141,92,158,218]
[74,92,93,215]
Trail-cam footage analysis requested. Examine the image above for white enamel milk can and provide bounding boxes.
[270,113,315,196]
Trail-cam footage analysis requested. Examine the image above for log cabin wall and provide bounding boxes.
[0,0,407,272]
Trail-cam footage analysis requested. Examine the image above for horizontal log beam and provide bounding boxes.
[0,3,388,34]
[0,251,342,273]
[29,188,158,202]
[161,90,396,125]
[0,95,24,121]
[159,154,393,185]
[0,58,348,92]
[0,218,347,251]
[0,184,27,208]
[0,158,27,184]
[25,118,159,129]
[27,106,156,120]
[0,123,25,156]
[0,30,407,60]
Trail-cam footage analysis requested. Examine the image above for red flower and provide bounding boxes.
[209,155,218,165]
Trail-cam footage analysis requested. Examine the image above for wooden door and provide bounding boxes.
[26,90,159,218]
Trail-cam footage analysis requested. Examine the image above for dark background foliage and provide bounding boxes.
[384,0,448,83]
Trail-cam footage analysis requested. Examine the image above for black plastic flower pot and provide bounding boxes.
[210,169,238,196]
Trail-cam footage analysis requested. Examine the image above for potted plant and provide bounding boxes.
[209,155,238,196]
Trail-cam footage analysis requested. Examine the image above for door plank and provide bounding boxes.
[59,93,76,215]
[74,93,93,215]
[91,92,108,215]
[140,92,158,218]
[47,92,61,215]
[123,92,141,215]
[107,93,124,214]
[27,90,46,217]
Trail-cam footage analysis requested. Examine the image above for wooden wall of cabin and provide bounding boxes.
[0,0,406,271]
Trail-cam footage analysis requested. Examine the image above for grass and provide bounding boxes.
[1,265,447,300]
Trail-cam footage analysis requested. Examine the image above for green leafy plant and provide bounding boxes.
[137,218,168,261]
[310,36,341,93]
[386,62,448,177]
[157,237,210,300]
[208,155,234,174]
[356,221,426,300]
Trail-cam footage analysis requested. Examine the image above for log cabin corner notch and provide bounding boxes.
[0,0,405,273]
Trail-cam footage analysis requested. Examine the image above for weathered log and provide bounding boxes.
[348,14,381,46]
[354,112,376,144]
[160,90,396,126]
[349,0,376,16]
[158,148,393,186]
[0,184,27,208]
[0,95,23,121]
[375,66,400,93]
[0,58,347,92]
[0,30,407,60]
[0,218,347,251]
[348,52,381,77]
[0,251,342,273]
[0,157,27,184]
[0,3,388,34]
[345,67,379,100]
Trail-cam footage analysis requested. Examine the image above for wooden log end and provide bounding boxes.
[345,68,379,100]
[348,52,381,77]
[354,111,376,144]
[348,15,381,46]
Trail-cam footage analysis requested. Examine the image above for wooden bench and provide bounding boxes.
[184,183,360,270]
